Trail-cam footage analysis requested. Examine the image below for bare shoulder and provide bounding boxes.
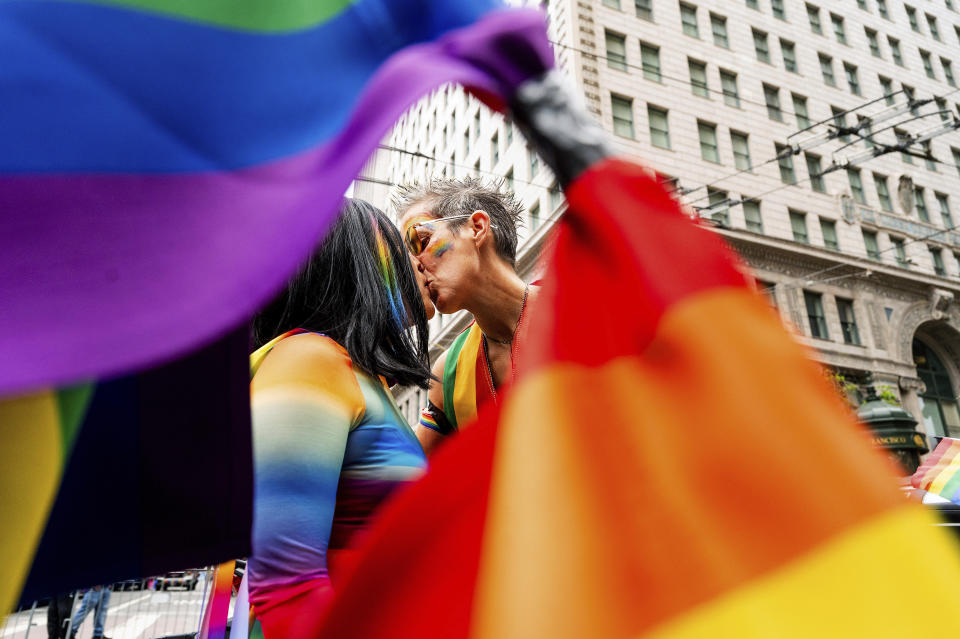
[253,333,356,395]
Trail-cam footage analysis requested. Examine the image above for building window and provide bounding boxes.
[605,30,627,70]
[635,0,653,20]
[611,94,634,138]
[707,188,729,225]
[550,182,563,211]
[836,298,861,345]
[793,94,811,128]
[698,121,720,162]
[648,105,670,148]
[528,146,539,177]
[772,0,786,19]
[804,291,829,339]
[790,209,809,243]
[848,168,866,204]
[746,0,759,9]
[529,201,541,232]
[920,50,936,79]
[931,246,947,276]
[893,236,909,267]
[937,98,950,122]
[859,116,874,149]
[922,141,937,172]
[876,0,888,19]
[865,27,882,57]
[916,187,930,222]
[491,132,499,166]
[463,129,470,156]
[753,28,771,63]
[831,106,850,142]
[505,167,514,190]
[844,63,861,95]
[943,59,957,87]
[879,75,895,105]
[819,53,836,86]
[689,59,709,97]
[807,3,823,34]
[473,158,481,176]
[776,143,797,184]
[906,4,920,31]
[763,84,783,121]
[914,340,960,438]
[602,0,620,8]
[888,37,904,66]
[830,13,846,43]
[874,173,893,211]
[473,111,480,141]
[505,119,513,146]
[640,42,662,81]
[937,192,953,228]
[953,147,960,177]
[781,39,798,72]
[821,218,839,250]
[711,13,729,48]
[758,280,777,307]
[743,200,763,232]
[862,229,880,260]
[927,13,941,39]
[680,2,699,38]
[896,128,912,164]
[720,70,740,107]
[731,131,751,170]
[806,153,825,192]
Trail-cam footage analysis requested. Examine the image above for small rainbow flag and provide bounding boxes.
[912,437,960,504]
[316,158,960,637]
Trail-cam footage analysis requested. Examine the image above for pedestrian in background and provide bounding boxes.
[46,591,74,639]
[68,585,111,639]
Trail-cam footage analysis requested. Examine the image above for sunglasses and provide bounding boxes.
[403,214,474,256]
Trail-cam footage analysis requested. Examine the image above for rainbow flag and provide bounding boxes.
[1,0,553,614]
[912,437,960,504]
[198,561,236,639]
[0,0,551,395]
[316,157,960,637]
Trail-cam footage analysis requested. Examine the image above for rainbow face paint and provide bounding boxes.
[426,238,452,258]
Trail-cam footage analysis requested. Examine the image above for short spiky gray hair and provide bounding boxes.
[393,177,524,267]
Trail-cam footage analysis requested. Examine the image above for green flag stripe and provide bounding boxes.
[442,328,473,429]
[64,0,355,33]
[54,383,95,462]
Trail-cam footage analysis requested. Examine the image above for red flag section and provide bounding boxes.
[318,158,960,638]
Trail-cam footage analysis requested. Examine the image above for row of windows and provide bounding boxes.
[800,290,862,345]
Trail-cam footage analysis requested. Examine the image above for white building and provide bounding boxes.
[357,0,960,452]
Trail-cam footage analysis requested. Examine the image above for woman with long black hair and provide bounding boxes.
[247,198,434,637]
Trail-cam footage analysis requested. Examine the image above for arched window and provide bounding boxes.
[914,339,960,437]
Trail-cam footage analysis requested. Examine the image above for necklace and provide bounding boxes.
[482,284,530,400]
[484,285,530,345]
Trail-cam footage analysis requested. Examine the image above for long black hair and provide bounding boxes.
[254,198,432,389]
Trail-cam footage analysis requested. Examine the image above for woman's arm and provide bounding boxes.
[414,356,449,456]
[248,334,364,637]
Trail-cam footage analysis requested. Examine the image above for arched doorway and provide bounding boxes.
[913,338,960,438]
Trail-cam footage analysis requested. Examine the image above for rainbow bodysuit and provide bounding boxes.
[248,330,426,636]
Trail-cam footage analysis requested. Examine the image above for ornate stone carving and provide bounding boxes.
[899,376,927,394]
[930,288,954,320]
[898,302,936,364]
[868,301,886,350]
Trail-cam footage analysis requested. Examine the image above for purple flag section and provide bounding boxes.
[0,8,552,395]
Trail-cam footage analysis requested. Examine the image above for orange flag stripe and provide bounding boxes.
[473,287,913,638]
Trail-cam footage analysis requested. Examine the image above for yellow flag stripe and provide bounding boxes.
[643,507,960,638]
[453,325,483,427]
[0,392,63,616]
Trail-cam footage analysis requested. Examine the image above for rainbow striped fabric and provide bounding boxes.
[1,0,553,615]
[315,158,960,637]
[912,437,960,504]
[0,0,552,396]
[198,561,236,639]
